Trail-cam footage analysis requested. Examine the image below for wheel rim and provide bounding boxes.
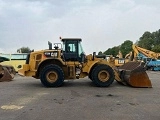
[98,70,110,82]
[46,71,58,83]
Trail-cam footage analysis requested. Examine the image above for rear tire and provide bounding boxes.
[91,64,115,87]
[40,64,64,87]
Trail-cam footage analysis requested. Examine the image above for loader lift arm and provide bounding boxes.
[132,45,160,59]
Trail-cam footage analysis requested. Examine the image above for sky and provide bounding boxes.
[0,0,160,54]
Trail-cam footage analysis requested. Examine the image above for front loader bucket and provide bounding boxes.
[0,65,15,82]
[118,61,152,88]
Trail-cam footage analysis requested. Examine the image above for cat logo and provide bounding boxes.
[44,52,58,57]
[51,52,58,57]
[118,59,125,64]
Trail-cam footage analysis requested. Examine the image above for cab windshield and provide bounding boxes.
[78,42,85,56]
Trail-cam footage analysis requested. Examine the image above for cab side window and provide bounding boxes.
[67,43,76,53]
[63,41,78,61]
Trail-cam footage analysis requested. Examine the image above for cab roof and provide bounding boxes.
[61,38,82,42]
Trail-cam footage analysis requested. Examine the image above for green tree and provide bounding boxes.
[138,31,154,50]
[102,29,160,57]
[153,29,160,45]
[98,51,103,55]
[103,46,119,57]
[137,29,160,52]
[151,45,160,52]
[120,40,133,57]
[17,47,31,53]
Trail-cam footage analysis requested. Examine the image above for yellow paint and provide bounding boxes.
[1,105,24,110]
[0,60,25,72]
[0,53,28,72]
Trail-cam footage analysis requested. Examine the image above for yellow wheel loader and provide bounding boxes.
[18,38,152,88]
[0,65,16,82]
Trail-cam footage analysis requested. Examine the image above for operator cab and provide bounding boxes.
[61,38,85,62]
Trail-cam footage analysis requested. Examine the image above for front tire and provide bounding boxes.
[40,64,64,87]
[91,64,115,87]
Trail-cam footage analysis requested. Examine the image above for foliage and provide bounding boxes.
[138,31,154,50]
[98,51,103,55]
[138,29,160,51]
[17,47,31,53]
[103,46,119,57]
[151,45,160,52]
[120,40,133,57]
[102,29,160,57]
[103,40,133,57]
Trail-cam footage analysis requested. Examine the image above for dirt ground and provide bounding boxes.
[0,71,160,120]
